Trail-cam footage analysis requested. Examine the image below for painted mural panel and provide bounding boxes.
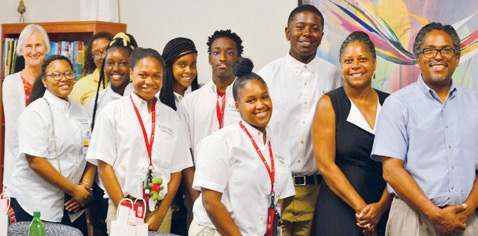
[305,0,478,92]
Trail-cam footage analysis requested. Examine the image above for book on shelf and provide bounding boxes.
[4,39,88,81]
[2,38,19,78]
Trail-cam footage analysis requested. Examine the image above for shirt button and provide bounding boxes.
[301,140,304,144]
[304,101,307,105]
[448,145,451,149]
[298,160,301,163]
[451,166,454,169]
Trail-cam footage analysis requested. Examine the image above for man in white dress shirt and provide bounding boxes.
[177,29,243,211]
[258,5,342,235]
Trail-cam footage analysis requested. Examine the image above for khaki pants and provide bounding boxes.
[106,199,172,235]
[386,197,478,236]
[281,184,320,236]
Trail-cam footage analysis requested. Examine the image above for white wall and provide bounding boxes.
[1,0,296,84]
[0,0,80,23]
[119,0,295,84]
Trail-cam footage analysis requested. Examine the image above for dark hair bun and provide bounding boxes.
[233,58,254,77]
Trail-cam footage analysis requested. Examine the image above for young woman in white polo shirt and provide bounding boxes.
[189,58,295,235]
[86,48,193,233]
[8,55,94,235]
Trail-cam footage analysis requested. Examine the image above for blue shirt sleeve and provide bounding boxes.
[371,94,409,162]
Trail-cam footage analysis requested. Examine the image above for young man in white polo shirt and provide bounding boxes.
[258,5,342,235]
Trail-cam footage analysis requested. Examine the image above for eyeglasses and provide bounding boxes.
[418,47,457,59]
[45,71,75,81]
[92,50,106,59]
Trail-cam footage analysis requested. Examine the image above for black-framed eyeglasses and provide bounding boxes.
[92,50,106,59]
[45,71,75,81]
[418,47,457,59]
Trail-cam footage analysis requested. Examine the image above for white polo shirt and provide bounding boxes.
[86,93,193,199]
[192,121,295,235]
[2,72,25,187]
[258,54,342,176]
[177,80,240,161]
[7,90,89,222]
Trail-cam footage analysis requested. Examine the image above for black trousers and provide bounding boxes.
[11,197,88,236]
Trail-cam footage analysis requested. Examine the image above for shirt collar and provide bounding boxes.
[130,92,157,111]
[43,90,70,112]
[346,96,381,134]
[285,53,320,75]
[173,86,192,103]
[207,79,236,94]
[239,119,271,144]
[416,75,457,102]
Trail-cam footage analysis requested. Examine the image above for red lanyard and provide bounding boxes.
[216,92,226,129]
[239,121,275,193]
[130,95,157,167]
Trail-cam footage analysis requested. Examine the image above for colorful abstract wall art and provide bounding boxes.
[305,0,478,92]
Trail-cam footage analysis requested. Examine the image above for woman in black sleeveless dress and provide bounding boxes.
[311,31,392,236]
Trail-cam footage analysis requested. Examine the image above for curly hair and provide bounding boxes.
[288,4,324,27]
[206,29,243,56]
[413,22,461,58]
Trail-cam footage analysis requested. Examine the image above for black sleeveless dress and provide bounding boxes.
[311,87,389,236]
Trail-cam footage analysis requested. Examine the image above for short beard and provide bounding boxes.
[430,76,447,82]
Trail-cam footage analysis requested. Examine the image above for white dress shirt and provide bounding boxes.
[7,90,89,222]
[173,86,192,108]
[192,121,295,235]
[2,72,25,187]
[258,54,342,176]
[177,80,240,161]
[87,83,123,122]
[86,93,193,199]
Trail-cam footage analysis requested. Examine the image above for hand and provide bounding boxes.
[355,203,383,230]
[456,203,474,224]
[145,213,162,231]
[71,184,92,206]
[64,198,81,213]
[429,204,467,235]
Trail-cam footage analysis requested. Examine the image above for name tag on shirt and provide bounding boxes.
[158,124,173,136]
[227,103,237,112]
[275,154,285,165]
[77,118,90,155]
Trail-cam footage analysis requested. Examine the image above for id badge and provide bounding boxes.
[266,207,278,236]
[81,130,91,154]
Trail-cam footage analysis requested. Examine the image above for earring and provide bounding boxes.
[373,74,376,80]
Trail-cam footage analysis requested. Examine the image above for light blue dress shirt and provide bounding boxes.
[371,76,478,206]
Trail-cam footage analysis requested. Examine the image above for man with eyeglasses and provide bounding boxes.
[371,22,478,236]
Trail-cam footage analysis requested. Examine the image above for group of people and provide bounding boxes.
[2,3,477,236]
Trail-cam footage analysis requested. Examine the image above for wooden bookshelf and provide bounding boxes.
[0,21,127,190]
